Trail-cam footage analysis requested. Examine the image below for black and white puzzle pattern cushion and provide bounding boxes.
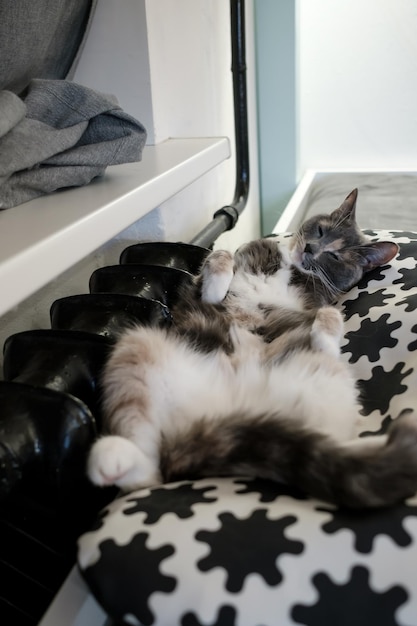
[77,231,417,626]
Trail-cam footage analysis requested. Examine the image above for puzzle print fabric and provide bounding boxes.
[78,231,417,626]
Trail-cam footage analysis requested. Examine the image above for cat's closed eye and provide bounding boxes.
[327,251,340,261]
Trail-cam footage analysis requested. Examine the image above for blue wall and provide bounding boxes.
[254,0,297,234]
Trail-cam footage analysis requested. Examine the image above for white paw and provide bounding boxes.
[200,250,234,304]
[311,307,344,357]
[87,435,160,491]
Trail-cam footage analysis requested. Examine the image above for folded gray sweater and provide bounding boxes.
[0,79,147,208]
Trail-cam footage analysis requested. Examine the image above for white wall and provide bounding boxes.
[73,0,260,248]
[143,0,260,249]
[297,0,417,175]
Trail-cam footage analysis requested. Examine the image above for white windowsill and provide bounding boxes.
[38,566,108,626]
[272,167,417,233]
[0,136,230,318]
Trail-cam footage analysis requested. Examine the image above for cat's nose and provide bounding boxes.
[304,243,313,255]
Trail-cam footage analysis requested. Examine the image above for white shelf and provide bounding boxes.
[0,136,230,317]
[272,169,317,233]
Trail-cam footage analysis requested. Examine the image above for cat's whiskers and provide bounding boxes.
[288,231,305,267]
[294,231,305,254]
[310,261,340,300]
[306,272,319,301]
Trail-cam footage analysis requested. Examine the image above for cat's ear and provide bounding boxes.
[331,188,358,223]
[358,241,399,271]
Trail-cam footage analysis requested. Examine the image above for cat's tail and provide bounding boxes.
[160,410,417,508]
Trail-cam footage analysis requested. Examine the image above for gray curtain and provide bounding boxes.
[0,0,97,94]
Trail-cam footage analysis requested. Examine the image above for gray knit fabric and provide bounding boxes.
[0,80,147,208]
[0,0,148,208]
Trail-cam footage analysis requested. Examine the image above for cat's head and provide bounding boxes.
[290,188,399,296]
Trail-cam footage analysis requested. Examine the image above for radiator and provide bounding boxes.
[0,241,211,625]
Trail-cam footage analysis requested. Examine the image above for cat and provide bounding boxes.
[87,188,417,508]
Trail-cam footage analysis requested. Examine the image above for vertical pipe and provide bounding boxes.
[190,0,249,248]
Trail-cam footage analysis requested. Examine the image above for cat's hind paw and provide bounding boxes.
[311,306,344,357]
[87,435,160,492]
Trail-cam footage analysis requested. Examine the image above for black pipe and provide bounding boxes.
[190,0,249,248]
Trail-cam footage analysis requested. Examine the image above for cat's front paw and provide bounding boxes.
[200,250,234,304]
[87,435,160,491]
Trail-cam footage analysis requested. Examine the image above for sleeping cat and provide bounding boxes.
[87,188,417,508]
